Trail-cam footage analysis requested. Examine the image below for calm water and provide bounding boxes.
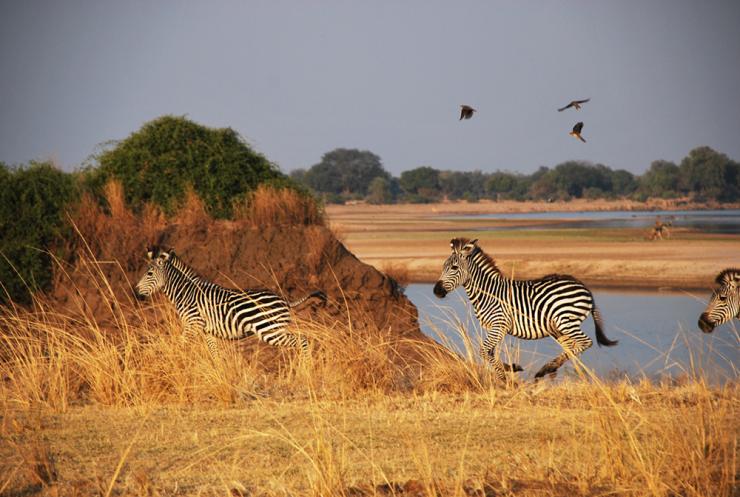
[446,209,740,234]
[406,284,739,383]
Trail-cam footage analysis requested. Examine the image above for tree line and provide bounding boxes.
[291,146,740,204]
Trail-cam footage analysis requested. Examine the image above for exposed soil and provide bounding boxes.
[48,207,423,345]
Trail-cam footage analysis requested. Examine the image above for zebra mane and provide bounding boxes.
[166,251,203,282]
[452,237,500,274]
[715,268,740,285]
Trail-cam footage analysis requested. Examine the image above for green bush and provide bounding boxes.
[88,115,288,218]
[0,162,79,304]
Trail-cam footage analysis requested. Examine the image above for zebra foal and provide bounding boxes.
[698,268,740,333]
[434,238,617,381]
[134,246,325,358]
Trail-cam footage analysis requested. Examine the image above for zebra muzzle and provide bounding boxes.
[698,314,714,334]
[433,281,447,298]
[134,290,147,302]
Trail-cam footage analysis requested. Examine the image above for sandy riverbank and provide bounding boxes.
[326,200,740,289]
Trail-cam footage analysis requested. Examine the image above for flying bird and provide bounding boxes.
[569,122,586,142]
[558,98,590,112]
[459,105,476,120]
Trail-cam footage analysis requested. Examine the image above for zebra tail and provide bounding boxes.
[592,305,618,347]
[289,291,327,309]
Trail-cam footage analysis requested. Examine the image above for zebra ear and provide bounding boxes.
[146,246,155,260]
[461,239,477,256]
[161,249,174,261]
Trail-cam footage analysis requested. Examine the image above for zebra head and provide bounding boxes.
[699,269,740,333]
[134,246,173,301]
[434,238,478,298]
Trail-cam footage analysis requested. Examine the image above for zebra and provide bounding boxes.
[134,245,326,358]
[698,268,740,333]
[433,238,618,381]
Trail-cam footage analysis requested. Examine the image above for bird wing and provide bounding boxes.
[557,103,573,112]
[574,98,590,105]
[573,122,584,133]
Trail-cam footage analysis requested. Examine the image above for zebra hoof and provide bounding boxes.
[535,365,558,379]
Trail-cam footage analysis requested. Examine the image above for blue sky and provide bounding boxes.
[1,1,739,175]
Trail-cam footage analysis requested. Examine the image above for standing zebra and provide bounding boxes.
[134,246,326,358]
[698,268,740,333]
[433,238,617,381]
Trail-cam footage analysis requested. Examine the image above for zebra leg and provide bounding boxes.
[259,328,310,356]
[204,334,221,361]
[481,329,507,382]
[535,327,593,379]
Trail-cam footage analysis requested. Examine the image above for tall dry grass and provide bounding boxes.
[0,249,737,496]
[234,184,325,227]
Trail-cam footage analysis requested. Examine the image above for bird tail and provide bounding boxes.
[579,135,586,143]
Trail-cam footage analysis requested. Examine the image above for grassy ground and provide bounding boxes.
[326,201,740,288]
[3,383,737,497]
[1,285,737,497]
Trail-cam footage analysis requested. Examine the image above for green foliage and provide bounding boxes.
[678,146,739,201]
[399,167,441,202]
[638,160,680,198]
[89,115,286,218]
[302,148,391,197]
[0,161,79,304]
[366,176,394,204]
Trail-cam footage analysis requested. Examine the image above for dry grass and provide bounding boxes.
[0,252,737,496]
[235,185,325,228]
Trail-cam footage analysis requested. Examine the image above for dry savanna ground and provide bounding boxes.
[1,286,737,497]
[1,196,738,496]
[326,199,740,289]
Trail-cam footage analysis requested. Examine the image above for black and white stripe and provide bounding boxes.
[434,238,617,380]
[134,246,325,357]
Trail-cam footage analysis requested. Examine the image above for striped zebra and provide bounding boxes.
[433,238,618,381]
[134,246,326,358]
[698,268,740,333]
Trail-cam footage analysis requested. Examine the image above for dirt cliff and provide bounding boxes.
[49,197,422,344]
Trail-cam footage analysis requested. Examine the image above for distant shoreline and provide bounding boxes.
[327,198,740,217]
[325,199,740,291]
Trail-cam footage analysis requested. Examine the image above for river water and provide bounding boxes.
[444,209,740,234]
[405,284,738,384]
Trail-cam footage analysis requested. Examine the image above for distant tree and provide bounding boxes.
[366,176,394,204]
[302,148,390,197]
[485,171,531,200]
[610,169,638,196]
[290,168,307,184]
[0,161,79,304]
[88,115,286,218]
[678,146,739,201]
[400,166,440,194]
[530,161,612,199]
[638,160,680,198]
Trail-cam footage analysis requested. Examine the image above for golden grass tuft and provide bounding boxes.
[235,184,325,228]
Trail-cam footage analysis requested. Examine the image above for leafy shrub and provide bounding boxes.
[0,162,79,304]
[88,115,288,218]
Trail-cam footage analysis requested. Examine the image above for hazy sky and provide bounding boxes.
[1,1,739,176]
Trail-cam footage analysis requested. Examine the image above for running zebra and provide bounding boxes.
[698,269,740,333]
[433,238,618,381]
[134,246,326,358]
